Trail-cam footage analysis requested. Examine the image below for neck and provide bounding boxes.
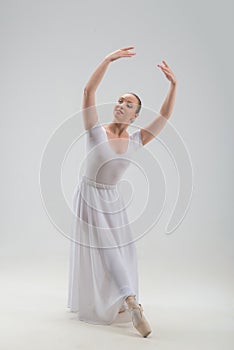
[107,121,129,136]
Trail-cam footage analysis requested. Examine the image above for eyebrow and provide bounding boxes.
[118,97,135,103]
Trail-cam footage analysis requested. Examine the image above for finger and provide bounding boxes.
[160,68,174,80]
[160,65,172,73]
[158,65,171,73]
[161,67,171,73]
[122,53,136,57]
[157,63,168,69]
[120,46,135,51]
[122,54,136,58]
[162,60,169,67]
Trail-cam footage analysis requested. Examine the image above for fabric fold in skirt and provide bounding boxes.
[67,175,140,325]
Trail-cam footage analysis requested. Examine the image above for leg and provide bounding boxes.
[99,247,136,298]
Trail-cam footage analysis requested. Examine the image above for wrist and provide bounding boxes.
[104,56,111,64]
[171,79,178,87]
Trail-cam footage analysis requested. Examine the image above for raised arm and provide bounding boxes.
[82,47,136,130]
[140,60,178,146]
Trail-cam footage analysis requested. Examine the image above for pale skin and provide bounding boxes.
[82,46,177,148]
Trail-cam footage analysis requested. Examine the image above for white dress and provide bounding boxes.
[67,120,143,325]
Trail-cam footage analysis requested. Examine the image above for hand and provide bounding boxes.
[157,60,177,85]
[105,46,136,63]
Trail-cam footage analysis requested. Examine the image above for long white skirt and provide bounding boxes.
[67,175,139,325]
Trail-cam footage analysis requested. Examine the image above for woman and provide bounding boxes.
[67,46,177,338]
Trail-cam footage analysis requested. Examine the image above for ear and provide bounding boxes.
[135,112,139,117]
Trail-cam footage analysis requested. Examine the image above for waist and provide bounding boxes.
[81,175,117,189]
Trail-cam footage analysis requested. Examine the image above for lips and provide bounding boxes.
[116,109,124,114]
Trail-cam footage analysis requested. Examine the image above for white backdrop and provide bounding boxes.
[1,0,233,348]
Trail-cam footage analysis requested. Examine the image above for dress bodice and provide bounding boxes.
[83,120,143,185]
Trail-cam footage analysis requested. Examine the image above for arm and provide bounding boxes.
[82,47,136,130]
[140,60,178,146]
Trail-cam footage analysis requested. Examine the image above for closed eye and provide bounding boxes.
[118,99,133,108]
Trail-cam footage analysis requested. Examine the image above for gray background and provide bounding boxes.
[1,0,233,348]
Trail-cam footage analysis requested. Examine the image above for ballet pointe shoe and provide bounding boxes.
[130,303,152,338]
[126,297,152,338]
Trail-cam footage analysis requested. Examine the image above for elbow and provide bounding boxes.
[159,110,171,121]
[83,87,89,96]
[83,86,95,96]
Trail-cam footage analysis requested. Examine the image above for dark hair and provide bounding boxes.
[127,92,142,114]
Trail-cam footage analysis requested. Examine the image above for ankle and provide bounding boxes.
[125,295,136,302]
[125,295,138,308]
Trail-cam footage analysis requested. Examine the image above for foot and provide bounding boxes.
[118,305,126,313]
[125,296,152,338]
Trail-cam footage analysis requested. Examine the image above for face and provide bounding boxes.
[113,93,139,124]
